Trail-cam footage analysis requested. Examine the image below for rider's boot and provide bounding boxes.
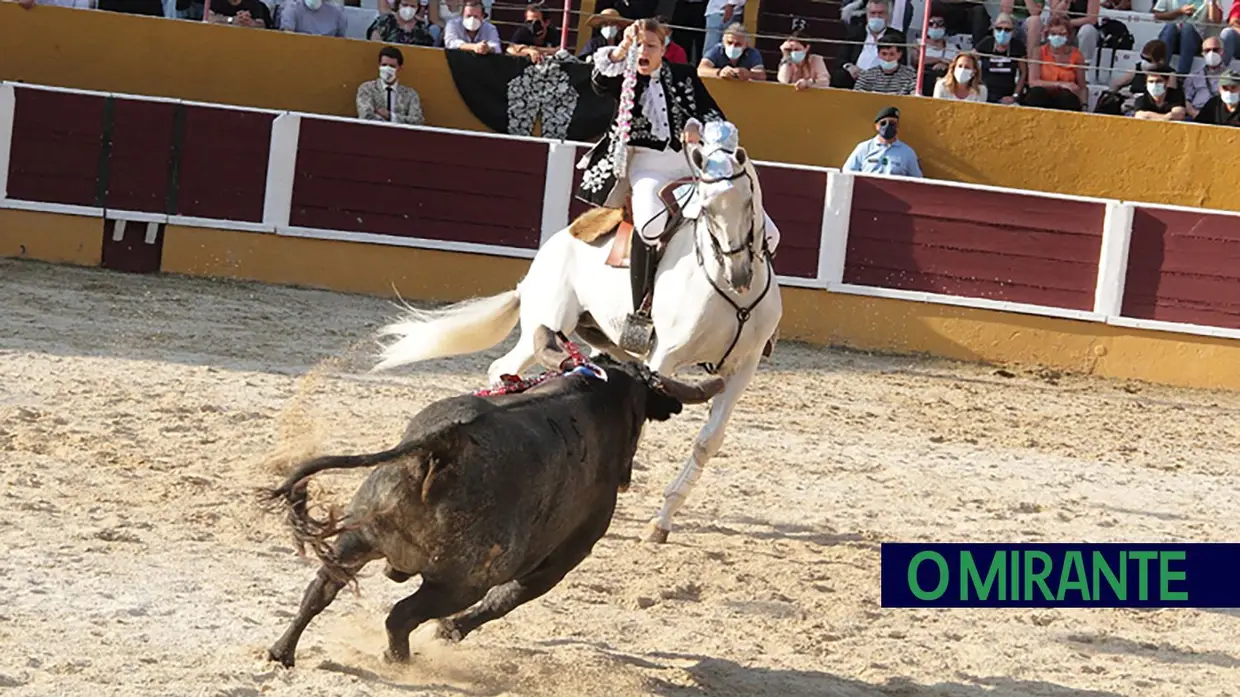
[620,235,657,355]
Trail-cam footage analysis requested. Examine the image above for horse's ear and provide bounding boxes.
[734,147,748,167]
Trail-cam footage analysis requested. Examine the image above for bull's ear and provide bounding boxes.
[644,393,683,422]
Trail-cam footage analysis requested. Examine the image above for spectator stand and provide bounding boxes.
[754,0,848,72]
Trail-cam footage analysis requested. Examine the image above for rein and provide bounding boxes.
[472,337,606,397]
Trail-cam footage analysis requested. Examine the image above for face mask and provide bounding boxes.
[1147,81,1166,98]
[879,58,898,71]
[1140,59,1155,71]
[664,34,671,47]
[878,122,897,140]
[398,5,417,20]
[1048,34,1068,49]
[954,66,974,83]
[928,27,945,40]
[1205,51,1223,68]
[994,29,1011,45]
[304,0,321,9]
[724,44,744,60]
[462,15,481,31]
[379,65,397,83]
[1223,90,1240,106]
[528,19,544,34]
[601,25,618,40]
[790,49,806,63]
[867,17,886,34]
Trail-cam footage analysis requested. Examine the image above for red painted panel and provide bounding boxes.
[568,145,592,222]
[102,219,164,274]
[291,118,546,248]
[7,88,105,207]
[105,98,176,213]
[755,165,823,278]
[1121,207,1240,330]
[176,106,273,222]
[845,177,1105,311]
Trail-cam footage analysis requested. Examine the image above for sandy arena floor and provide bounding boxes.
[2,257,1239,697]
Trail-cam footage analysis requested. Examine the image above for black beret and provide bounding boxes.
[875,106,900,122]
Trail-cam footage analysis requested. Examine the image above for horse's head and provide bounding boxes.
[686,122,763,293]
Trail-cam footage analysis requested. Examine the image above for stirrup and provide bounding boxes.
[619,312,654,355]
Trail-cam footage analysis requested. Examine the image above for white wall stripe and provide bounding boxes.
[112,219,127,242]
[0,83,15,201]
[262,113,301,229]
[540,142,575,247]
[1094,201,1135,317]
[0,199,104,218]
[105,209,168,224]
[145,222,160,245]
[831,283,1105,323]
[1107,315,1240,342]
[277,225,540,259]
[819,171,853,287]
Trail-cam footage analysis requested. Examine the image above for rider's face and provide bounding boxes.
[635,29,665,75]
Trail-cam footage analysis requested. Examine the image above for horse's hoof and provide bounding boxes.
[642,521,670,544]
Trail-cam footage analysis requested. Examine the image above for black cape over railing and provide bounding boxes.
[443,50,615,142]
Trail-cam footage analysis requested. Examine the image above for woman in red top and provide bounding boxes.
[1023,17,1087,111]
[1222,1,1240,61]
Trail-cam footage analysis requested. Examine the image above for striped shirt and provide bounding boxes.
[854,65,917,96]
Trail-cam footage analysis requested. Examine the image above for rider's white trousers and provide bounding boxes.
[629,145,781,254]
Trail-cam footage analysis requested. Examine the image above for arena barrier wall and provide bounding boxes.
[3,81,1240,391]
[4,3,1240,214]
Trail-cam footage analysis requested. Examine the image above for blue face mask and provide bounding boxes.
[1048,34,1068,49]
[1147,81,1167,98]
[867,16,886,34]
[1223,90,1240,107]
[994,28,1011,45]
[790,49,807,63]
[724,44,744,60]
[879,58,898,71]
[928,27,946,40]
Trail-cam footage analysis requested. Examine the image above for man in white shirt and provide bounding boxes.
[703,0,744,52]
[443,0,502,53]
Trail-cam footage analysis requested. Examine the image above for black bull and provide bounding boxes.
[260,326,724,667]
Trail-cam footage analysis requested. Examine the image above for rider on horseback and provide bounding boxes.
[577,17,781,354]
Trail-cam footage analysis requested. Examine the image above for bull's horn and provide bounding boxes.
[655,375,725,404]
[532,325,570,371]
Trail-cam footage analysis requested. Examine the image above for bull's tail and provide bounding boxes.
[371,289,521,372]
[258,446,416,586]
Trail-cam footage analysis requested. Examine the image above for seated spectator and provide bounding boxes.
[1095,39,1168,115]
[698,23,767,81]
[929,0,990,46]
[578,8,625,59]
[843,0,912,35]
[368,0,437,45]
[975,13,1026,104]
[998,0,1047,61]
[1153,0,1221,79]
[832,0,907,89]
[507,3,558,63]
[207,0,271,26]
[1193,69,1240,126]
[934,53,988,101]
[662,19,689,63]
[777,30,830,90]
[1223,1,1240,61]
[1064,0,1101,65]
[843,106,923,178]
[1023,17,1085,111]
[444,0,501,53]
[280,0,347,37]
[854,40,916,95]
[1132,66,1187,121]
[916,15,958,97]
[356,46,425,125]
[1184,36,1229,118]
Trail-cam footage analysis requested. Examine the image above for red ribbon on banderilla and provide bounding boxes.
[472,335,607,397]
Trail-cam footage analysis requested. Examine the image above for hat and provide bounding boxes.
[875,106,899,123]
[586,8,627,28]
[1221,69,1240,88]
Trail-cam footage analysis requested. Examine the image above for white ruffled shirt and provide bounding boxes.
[593,47,672,145]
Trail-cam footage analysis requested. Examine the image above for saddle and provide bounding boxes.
[568,177,697,268]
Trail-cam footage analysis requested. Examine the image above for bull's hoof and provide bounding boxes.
[382,648,411,665]
[266,648,295,668]
[434,620,463,644]
[642,521,670,544]
[384,563,413,583]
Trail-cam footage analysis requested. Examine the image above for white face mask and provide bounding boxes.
[1223,89,1240,106]
[462,15,481,31]
[1205,51,1223,68]
[723,44,744,60]
[601,25,618,40]
[379,65,397,83]
[953,66,974,83]
[398,5,416,20]
[303,0,321,9]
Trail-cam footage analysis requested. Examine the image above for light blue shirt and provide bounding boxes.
[843,136,923,178]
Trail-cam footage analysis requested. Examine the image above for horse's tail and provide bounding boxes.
[372,289,521,372]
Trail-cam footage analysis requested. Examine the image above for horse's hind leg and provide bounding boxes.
[643,353,761,544]
[487,294,580,383]
[267,530,380,667]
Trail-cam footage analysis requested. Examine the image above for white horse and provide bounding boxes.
[370,126,783,544]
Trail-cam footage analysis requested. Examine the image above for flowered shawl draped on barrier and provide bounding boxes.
[443,51,615,142]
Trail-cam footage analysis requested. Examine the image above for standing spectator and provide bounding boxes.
[507,3,558,62]
[1185,36,1229,118]
[594,0,657,21]
[934,53,988,101]
[664,29,690,64]
[1023,17,1086,110]
[1222,1,1240,61]
[916,15,958,97]
[207,0,271,26]
[704,0,744,51]
[357,46,425,125]
[368,0,437,45]
[843,106,923,178]
[444,0,501,53]
[1193,69,1240,126]
[854,40,916,95]
[777,31,830,90]
[975,13,1027,104]
[1063,0,1101,65]
[998,0,1047,61]
[578,8,625,58]
[1131,66,1187,120]
[929,0,990,46]
[831,0,907,89]
[698,23,767,81]
[672,0,708,64]
[1153,0,1222,79]
[280,0,347,36]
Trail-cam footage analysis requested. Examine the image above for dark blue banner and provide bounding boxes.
[880,543,1240,608]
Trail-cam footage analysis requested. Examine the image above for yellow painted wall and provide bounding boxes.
[4,3,1239,212]
[0,209,101,267]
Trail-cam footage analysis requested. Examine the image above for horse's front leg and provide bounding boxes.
[643,353,761,544]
